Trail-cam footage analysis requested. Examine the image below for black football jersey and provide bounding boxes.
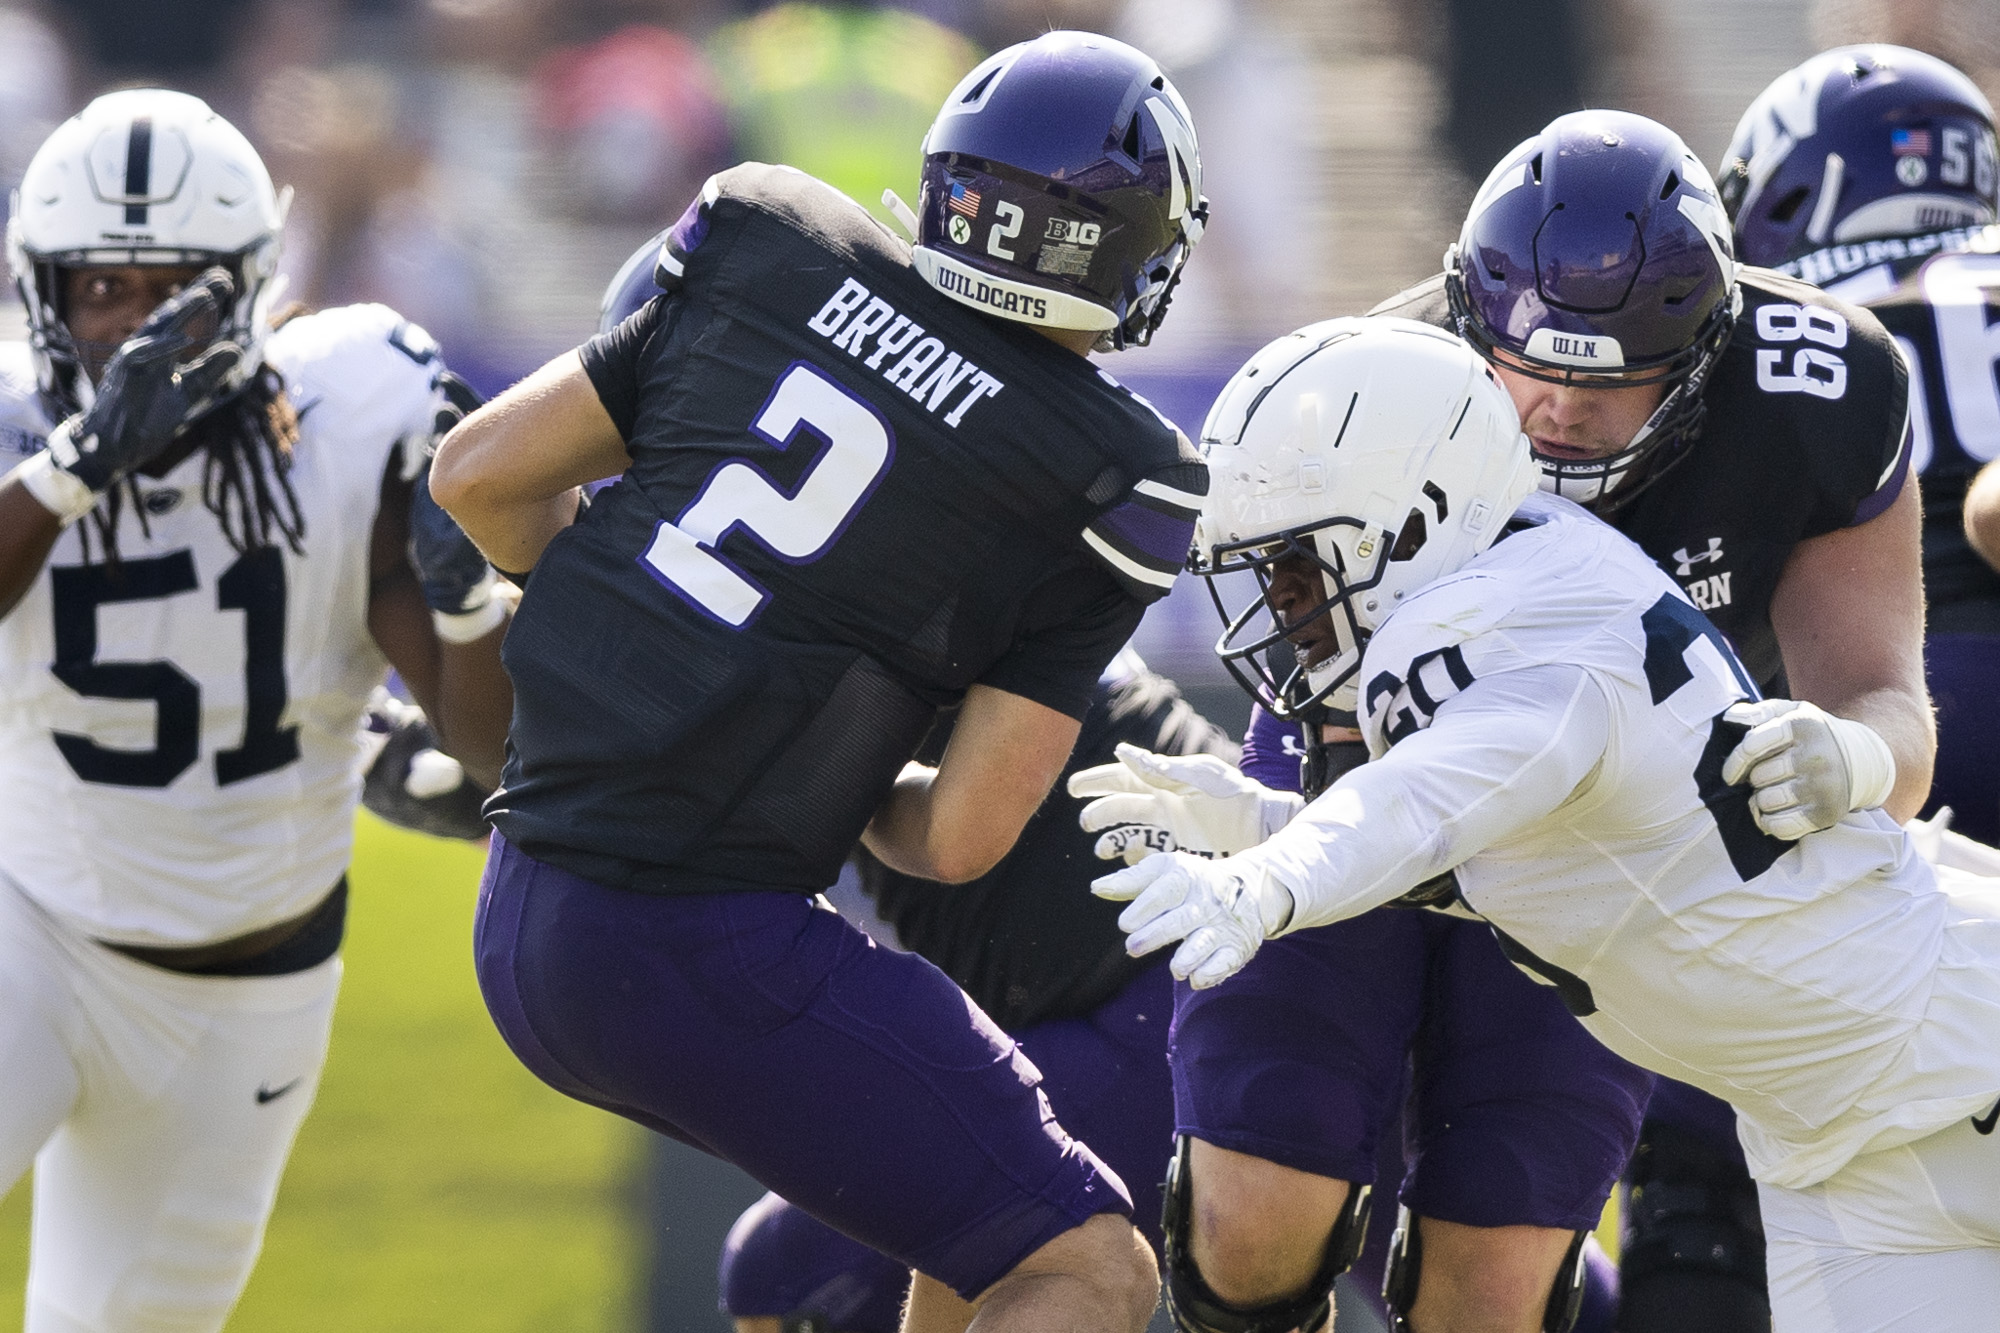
[1374,268,1909,690]
[862,659,1238,1030]
[488,164,1205,896]
[1778,226,2000,632]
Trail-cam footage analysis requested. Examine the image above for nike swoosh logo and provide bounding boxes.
[1974,1098,2000,1136]
[256,1078,303,1105]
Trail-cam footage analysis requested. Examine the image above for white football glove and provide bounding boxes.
[1068,743,1304,865]
[1092,852,1296,988]
[1721,699,1896,841]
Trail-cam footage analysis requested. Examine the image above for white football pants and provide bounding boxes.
[0,873,340,1332]
[1761,1110,2000,1332]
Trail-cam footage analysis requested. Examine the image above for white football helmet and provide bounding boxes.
[1196,317,1540,715]
[7,88,289,413]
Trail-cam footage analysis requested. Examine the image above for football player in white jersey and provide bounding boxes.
[0,90,512,1331]
[1083,318,2000,1332]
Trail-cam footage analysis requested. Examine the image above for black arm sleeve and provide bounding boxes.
[978,562,1147,721]
[577,296,672,441]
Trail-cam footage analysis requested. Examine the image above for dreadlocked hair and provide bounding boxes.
[75,363,306,568]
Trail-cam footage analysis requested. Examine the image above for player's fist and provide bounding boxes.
[1092,852,1295,989]
[360,692,492,840]
[1069,742,1301,862]
[1721,699,1896,840]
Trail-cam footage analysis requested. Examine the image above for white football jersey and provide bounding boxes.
[0,305,446,945]
[1246,492,2000,1190]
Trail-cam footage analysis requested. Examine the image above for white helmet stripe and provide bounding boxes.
[1150,94,1199,223]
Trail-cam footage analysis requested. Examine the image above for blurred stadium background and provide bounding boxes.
[0,0,1995,1328]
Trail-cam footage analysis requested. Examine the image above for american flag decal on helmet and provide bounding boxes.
[948,181,982,218]
[1891,128,1932,156]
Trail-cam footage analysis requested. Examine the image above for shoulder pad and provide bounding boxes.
[658,163,904,290]
[1357,572,1507,754]
[1080,428,1208,601]
[1358,508,1645,752]
[1366,273,1449,320]
[266,304,452,464]
[1724,270,1909,515]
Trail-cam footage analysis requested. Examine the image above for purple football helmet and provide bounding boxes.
[912,30,1206,351]
[598,226,672,334]
[1721,46,1997,269]
[1445,109,1740,506]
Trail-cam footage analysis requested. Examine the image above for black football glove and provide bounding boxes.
[360,692,493,841]
[407,372,496,618]
[46,268,242,493]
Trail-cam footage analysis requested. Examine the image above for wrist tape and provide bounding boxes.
[13,450,97,524]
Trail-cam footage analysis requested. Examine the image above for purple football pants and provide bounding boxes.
[473,834,1131,1301]
[1191,709,1656,1232]
[1172,910,1653,1231]
[718,964,1178,1330]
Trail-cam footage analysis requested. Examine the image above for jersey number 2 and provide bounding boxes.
[638,363,893,628]
[51,548,300,788]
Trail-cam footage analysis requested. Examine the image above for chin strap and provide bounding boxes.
[880,189,920,241]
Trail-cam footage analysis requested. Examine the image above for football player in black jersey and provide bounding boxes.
[716,649,1239,1333]
[431,32,1210,1333]
[1723,46,1999,852]
[1139,109,1930,1333]
[1636,43,2000,1332]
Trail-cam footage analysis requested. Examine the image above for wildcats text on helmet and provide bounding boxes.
[808,277,1006,427]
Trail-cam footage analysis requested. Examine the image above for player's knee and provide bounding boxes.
[1184,1138,1355,1304]
[1162,1136,1370,1332]
[1012,1211,1158,1327]
[1387,1212,1589,1333]
[1091,1211,1163,1326]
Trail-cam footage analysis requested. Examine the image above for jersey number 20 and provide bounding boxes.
[51,548,299,788]
[638,363,893,627]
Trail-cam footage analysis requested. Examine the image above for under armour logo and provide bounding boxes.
[1674,538,1725,576]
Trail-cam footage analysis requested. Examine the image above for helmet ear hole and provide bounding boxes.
[1767,185,1811,224]
[1390,509,1429,562]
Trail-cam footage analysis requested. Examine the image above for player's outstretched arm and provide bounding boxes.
[1767,474,1934,822]
[429,352,627,575]
[862,683,1082,884]
[1095,664,1611,987]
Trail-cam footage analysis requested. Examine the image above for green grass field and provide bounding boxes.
[0,815,644,1331]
